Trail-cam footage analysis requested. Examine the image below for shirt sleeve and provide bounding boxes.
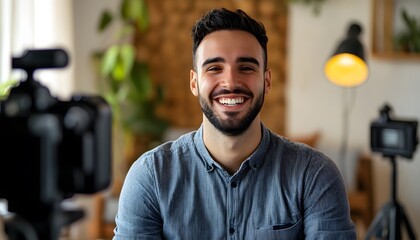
[113,155,163,240]
[302,152,357,239]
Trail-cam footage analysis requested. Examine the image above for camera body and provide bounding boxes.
[0,49,112,222]
[371,104,418,159]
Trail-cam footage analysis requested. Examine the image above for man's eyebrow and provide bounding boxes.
[202,57,225,67]
[201,56,260,67]
[237,57,260,66]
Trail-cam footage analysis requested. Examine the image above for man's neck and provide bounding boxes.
[202,117,262,175]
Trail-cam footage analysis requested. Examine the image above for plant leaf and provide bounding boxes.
[98,10,113,32]
[137,0,149,31]
[121,0,141,21]
[120,44,136,78]
[101,45,119,77]
[112,57,126,81]
[121,0,149,31]
[0,80,18,99]
[130,61,152,100]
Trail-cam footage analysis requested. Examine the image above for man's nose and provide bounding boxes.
[221,69,240,89]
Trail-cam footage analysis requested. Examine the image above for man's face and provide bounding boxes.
[190,30,271,136]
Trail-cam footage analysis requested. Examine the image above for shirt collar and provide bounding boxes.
[193,124,272,173]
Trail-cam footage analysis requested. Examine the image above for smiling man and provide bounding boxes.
[114,8,356,240]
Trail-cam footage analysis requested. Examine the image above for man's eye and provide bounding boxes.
[208,66,222,72]
[240,66,255,71]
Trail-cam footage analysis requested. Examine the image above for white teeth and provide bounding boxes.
[218,97,244,106]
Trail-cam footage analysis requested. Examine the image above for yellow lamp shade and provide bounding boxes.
[324,53,368,88]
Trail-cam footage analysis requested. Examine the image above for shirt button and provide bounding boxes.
[231,181,237,188]
[229,227,235,234]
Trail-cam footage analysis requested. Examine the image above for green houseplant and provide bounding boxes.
[96,0,168,190]
[395,9,420,53]
[97,0,167,136]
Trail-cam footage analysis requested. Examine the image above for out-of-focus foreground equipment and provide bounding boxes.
[0,49,112,240]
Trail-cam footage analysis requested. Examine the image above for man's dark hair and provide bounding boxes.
[191,8,268,70]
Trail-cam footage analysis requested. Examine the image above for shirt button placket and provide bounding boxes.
[228,180,238,239]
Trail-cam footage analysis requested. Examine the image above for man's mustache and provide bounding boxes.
[211,88,253,98]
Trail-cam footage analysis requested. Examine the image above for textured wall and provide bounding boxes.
[136,0,287,134]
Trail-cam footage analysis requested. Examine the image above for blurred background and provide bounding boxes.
[1,0,420,239]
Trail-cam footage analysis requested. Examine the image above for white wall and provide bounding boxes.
[0,0,12,83]
[288,0,420,235]
[72,0,120,94]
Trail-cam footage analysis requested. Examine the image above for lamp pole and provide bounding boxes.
[339,87,356,187]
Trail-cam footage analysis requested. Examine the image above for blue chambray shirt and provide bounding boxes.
[114,125,356,239]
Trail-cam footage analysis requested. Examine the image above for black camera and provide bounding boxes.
[0,49,112,239]
[370,104,418,159]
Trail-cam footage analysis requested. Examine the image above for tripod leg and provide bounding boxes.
[365,204,390,240]
[399,205,416,240]
[388,204,399,240]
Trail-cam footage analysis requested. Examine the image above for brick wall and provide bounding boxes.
[135,0,287,135]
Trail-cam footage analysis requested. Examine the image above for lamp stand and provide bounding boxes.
[339,88,356,186]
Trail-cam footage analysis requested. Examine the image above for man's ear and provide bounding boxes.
[190,69,198,96]
[264,69,272,94]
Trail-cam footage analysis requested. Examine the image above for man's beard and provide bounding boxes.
[198,87,265,136]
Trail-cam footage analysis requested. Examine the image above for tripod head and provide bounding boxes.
[370,103,418,159]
